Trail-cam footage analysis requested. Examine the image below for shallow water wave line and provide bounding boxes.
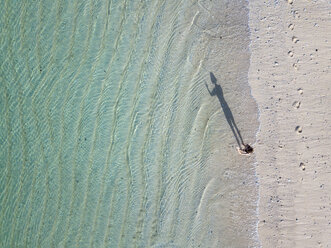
[0,0,259,247]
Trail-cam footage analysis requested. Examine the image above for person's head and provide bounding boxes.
[244,144,253,153]
[210,72,217,85]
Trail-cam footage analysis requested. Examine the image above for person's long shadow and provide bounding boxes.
[205,72,245,149]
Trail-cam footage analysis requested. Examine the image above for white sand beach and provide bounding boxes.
[0,1,329,247]
[249,0,331,247]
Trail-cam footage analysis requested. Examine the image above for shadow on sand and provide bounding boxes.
[205,72,248,151]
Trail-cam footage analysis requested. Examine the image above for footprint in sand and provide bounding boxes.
[292,101,301,109]
[299,162,305,171]
[292,36,299,43]
[288,0,293,4]
[297,88,303,95]
[291,10,300,18]
[288,24,294,30]
[292,63,298,70]
[295,125,302,133]
[288,51,294,57]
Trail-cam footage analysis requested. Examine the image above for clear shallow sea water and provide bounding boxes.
[0,0,259,247]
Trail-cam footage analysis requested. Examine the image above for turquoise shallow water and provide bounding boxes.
[0,0,259,247]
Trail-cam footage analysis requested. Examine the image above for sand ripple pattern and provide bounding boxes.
[0,0,258,247]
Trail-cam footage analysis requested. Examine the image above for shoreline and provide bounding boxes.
[191,0,261,246]
[248,0,331,247]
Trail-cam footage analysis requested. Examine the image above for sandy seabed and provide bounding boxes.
[249,0,331,247]
[0,1,258,247]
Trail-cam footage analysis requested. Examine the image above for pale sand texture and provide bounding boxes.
[248,0,331,247]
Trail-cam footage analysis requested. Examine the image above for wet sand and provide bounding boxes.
[249,0,331,247]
